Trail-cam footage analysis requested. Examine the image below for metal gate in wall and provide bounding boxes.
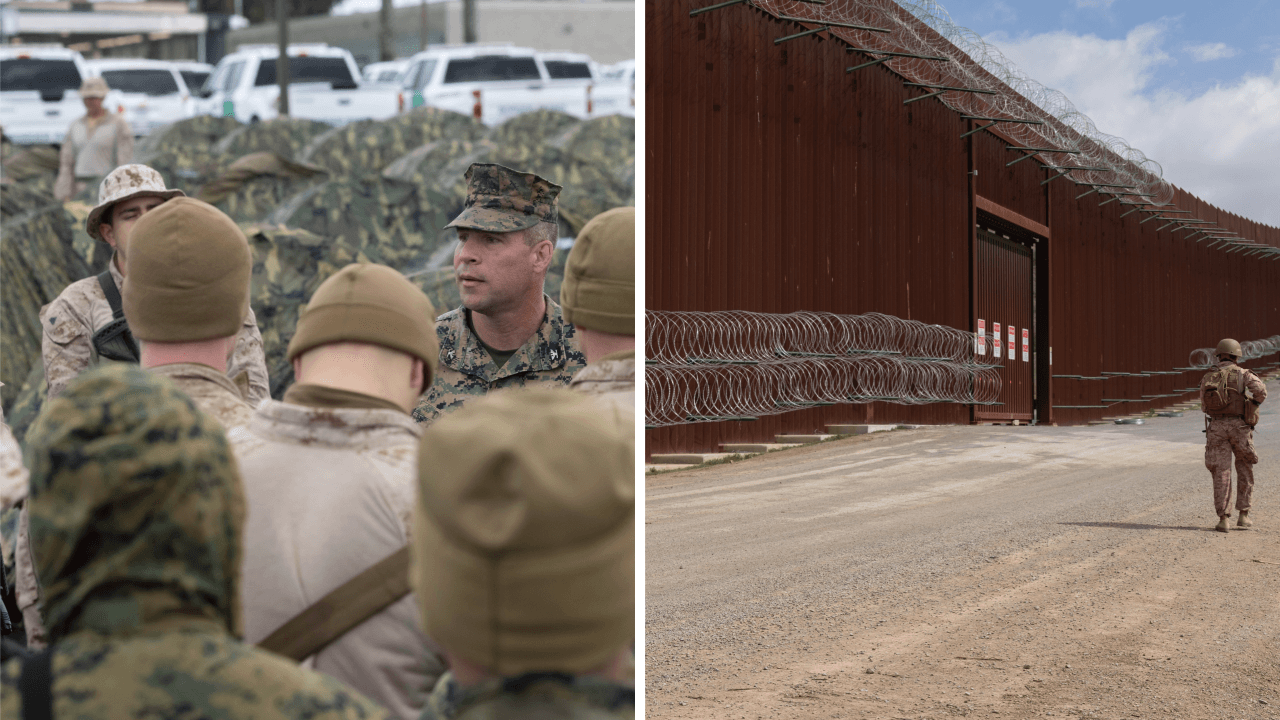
[975,227,1034,422]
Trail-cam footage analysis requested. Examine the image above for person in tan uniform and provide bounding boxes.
[560,207,635,415]
[122,197,256,431]
[53,77,133,201]
[40,165,270,403]
[232,263,445,719]
[411,163,586,426]
[1200,338,1268,532]
[414,389,635,720]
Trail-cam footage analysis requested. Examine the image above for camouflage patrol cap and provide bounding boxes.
[560,207,635,336]
[1216,338,1242,358]
[445,163,562,234]
[23,364,245,640]
[413,389,633,676]
[123,197,251,343]
[287,263,440,391]
[86,164,185,242]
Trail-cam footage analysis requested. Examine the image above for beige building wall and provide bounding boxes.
[227,0,634,67]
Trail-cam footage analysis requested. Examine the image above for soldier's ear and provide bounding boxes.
[532,236,554,272]
[292,356,303,382]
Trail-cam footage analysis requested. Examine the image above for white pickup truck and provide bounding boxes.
[85,58,195,136]
[536,51,631,119]
[396,44,589,125]
[195,44,397,126]
[0,45,121,145]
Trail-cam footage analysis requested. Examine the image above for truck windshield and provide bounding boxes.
[543,61,592,80]
[0,58,81,92]
[180,71,211,92]
[443,56,540,84]
[101,69,179,95]
[255,57,356,87]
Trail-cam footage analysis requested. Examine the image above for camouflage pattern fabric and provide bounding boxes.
[381,138,493,187]
[133,115,241,161]
[445,163,561,233]
[421,671,634,720]
[197,151,327,223]
[0,364,392,720]
[0,145,61,195]
[569,353,635,417]
[484,109,582,154]
[214,117,333,163]
[149,362,255,431]
[1206,418,1260,517]
[301,108,485,178]
[412,295,586,426]
[0,181,58,221]
[551,115,635,199]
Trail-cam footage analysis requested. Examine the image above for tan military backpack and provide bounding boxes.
[1202,365,1246,417]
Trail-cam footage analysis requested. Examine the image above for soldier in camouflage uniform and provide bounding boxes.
[0,364,392,720]
[39,164,271,403]
[413,389,634,720]
[1200,338,1268,532]
[412,163,586,425]
[123,197,257,430]
[560,207,635,416]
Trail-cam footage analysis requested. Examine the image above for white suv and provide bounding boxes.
[397,44,588,125]
[86,59,194,136]
[0,45,117,145]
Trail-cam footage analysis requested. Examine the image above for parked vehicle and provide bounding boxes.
[0,45,117,145]
[396,44,588,125]
[195,43,397,126]
[362,59,409,87]
[596,59,635,118]
[171,60,215,99]
[85,58,194,136]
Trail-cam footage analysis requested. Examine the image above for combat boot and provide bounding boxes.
[1215,516,1229,533]
[1238,511,1252,529]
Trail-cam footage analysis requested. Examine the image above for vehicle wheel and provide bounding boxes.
[249,115,259,124]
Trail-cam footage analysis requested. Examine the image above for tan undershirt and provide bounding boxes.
[282,382,405,413]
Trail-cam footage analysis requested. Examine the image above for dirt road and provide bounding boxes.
[646,398,1280,719]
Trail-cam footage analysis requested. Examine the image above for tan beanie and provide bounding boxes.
[413,388,634,676]
[287,263,440,389]
[122,197,250,343]
[560,207,634,335]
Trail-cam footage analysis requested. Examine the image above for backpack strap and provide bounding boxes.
[19,645,54,720]
[94,270,124,321]
[257,546,411,662]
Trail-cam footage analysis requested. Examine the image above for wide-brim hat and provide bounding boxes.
[85,164,184,241]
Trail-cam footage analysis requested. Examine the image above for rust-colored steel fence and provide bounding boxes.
[646,0,1279,458]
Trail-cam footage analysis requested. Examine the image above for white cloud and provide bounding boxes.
[1186,42,1238,62]
[1075,0,1116,8]
[985,25,1280,228]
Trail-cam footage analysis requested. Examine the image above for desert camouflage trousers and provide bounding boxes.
[1205,417,1258,517]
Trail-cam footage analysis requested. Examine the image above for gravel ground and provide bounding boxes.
[646,392,1280,719]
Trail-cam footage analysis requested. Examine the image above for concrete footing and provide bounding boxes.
[825,424,897,435]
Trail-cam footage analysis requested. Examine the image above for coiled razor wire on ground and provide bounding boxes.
[645,310,1002,427]
[748,0,1175,206]
[1189,336,1280,368]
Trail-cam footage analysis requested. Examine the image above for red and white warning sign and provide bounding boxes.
[1007,326,1015,360]
[977,319,986,355]
[993,322,1002,359]
[1021,328,1030,362]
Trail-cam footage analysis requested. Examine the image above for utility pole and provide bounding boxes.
[419,0,427,51]
[378,0,393,61]
[463,0,475,43]
[276,0,289,116]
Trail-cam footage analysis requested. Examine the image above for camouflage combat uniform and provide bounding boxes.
[568,350,635,416]
[39,255,271,402]
[0,364,392,720]
[412,296,586,425]
[421,670,634,720]
[150,362,256,430]
[1201,359,1268,517]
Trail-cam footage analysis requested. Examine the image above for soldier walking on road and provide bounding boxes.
[412,163,586,426]
[40,164,271,403]
[414,389,635,720]
[0,364,392,720]
[53,77,133,201]
[122,197,257,430]
[1200,338,1268,533]
[234,263,446,718]
[560,206,635,416]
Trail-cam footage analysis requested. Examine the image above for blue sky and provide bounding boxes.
[930,1,1280,226]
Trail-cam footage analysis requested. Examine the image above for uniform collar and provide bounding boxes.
[439,294,572,382]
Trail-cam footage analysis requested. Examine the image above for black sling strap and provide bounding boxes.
[95,270,124,320]
[19,646,54,720]
[91,270,140,364]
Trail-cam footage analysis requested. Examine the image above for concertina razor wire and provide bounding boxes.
[645,310,1003,427]
[1188,336,1280,368]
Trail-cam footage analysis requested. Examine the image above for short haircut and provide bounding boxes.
[524,221,557,248]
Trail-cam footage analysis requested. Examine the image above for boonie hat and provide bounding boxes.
[445,163,561,234]
[78,77,109,99]
[86,164,185,242]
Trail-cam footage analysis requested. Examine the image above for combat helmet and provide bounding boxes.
[1216,338,1242,359]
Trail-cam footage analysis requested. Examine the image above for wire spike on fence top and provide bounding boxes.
[848,47,951,61]
[904,82,997,94]
[689,0,750,17]
[775,15,890,32]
